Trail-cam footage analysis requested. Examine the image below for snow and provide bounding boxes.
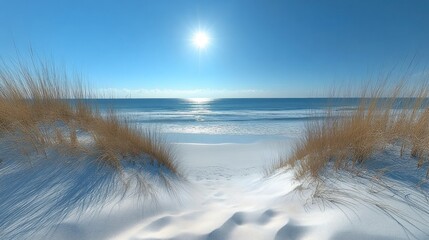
[1,139,429,239]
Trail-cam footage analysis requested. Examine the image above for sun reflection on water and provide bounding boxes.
[185,98,213,122]
[186,98,213,104]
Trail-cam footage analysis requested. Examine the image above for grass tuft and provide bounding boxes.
[0,56,184,239]
[274,79,429,180]
[0,57,179,174]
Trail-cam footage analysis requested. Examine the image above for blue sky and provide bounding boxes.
[1,0,429,98]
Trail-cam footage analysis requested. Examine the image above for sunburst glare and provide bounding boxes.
[192,31,210,49]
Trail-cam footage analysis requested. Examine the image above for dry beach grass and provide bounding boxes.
[0,58,178,173]
[268,78,429,239]
[274,80,429,180]
[0,57,182,239]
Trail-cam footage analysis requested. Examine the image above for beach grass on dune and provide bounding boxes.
[274,80,429,180]
[0,58,178,174]
[0,58,183,239]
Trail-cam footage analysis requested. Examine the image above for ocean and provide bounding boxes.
[82,98,362,144]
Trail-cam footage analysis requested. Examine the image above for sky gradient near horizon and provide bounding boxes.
[1,0,429,98]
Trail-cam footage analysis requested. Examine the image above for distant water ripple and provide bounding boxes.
[83,98,360,137]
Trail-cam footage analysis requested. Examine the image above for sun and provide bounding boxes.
[192,31,210,49]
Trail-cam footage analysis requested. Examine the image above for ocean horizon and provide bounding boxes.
[78,98,361,144]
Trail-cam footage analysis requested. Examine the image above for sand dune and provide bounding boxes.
[29,142,426,240]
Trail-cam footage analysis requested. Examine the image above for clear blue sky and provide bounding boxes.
[1,0,429,98]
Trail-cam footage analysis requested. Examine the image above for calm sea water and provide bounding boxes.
[81,98,362,143]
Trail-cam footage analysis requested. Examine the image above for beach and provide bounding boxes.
[24,98,427,240]
[3,1,429,238]
[38,140,429,240]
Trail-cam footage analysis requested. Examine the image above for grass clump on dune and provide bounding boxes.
[0,57,183,239]
[274,80,429,180]
[269,79,429,239]
[0,58,178,173]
